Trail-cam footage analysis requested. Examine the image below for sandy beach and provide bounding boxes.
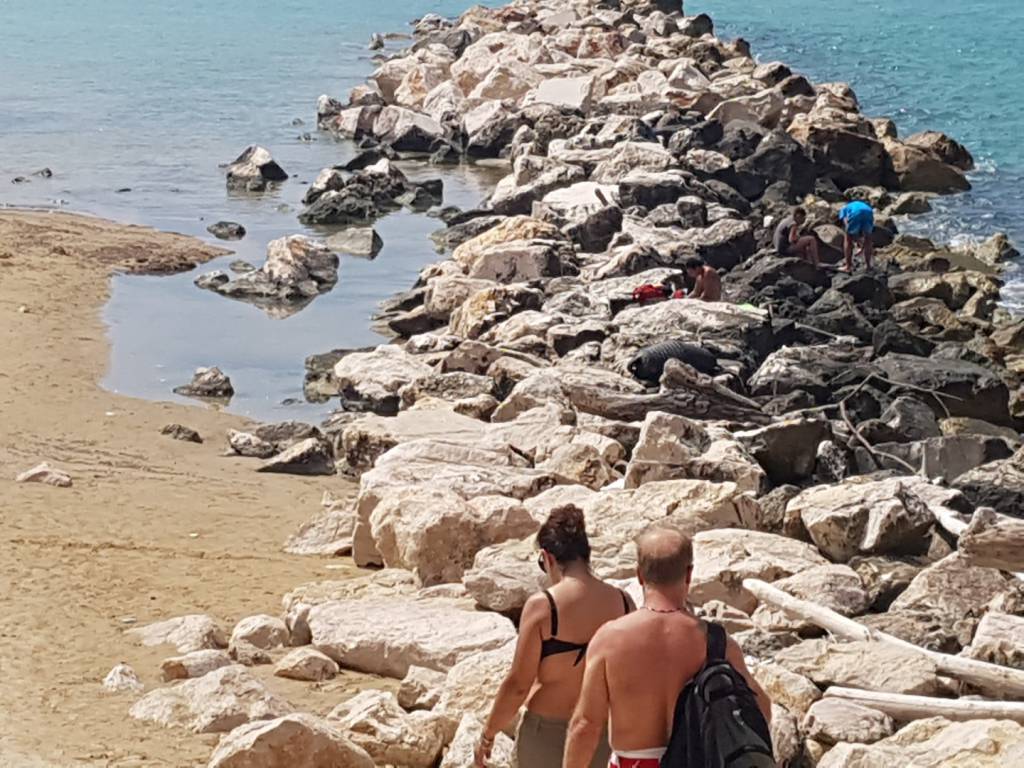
[0,211,375,767]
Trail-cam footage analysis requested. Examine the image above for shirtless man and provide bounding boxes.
[773,205,820,267]
[684,258,721,302]
[564,527,771,768]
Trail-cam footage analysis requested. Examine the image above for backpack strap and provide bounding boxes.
[705,621,727,662]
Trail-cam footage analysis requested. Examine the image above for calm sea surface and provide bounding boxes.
[1,0,1020,419]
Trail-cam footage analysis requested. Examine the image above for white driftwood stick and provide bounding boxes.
[824,686,1024,724]
[743,578,1024,699]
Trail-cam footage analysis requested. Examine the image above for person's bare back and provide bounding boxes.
[564,527,771,768]
[594,609,707,751]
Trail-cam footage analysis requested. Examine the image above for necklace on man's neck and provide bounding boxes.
[643,606,678,614]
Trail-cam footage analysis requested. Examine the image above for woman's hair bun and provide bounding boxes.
[537,504,591,565]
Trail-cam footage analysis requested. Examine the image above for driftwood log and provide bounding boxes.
[823,686,1024,724]
[744,578,1024,699]
[578,360,772,424]
[960,506,1024,572]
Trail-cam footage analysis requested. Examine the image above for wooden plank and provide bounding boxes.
[824,686,1024,724]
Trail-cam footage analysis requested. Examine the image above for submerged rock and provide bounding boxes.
[206,221,246,240]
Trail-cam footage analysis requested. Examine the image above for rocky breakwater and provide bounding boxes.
[113,1,1024,766]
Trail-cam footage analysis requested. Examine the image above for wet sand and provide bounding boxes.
[0,211,375,767]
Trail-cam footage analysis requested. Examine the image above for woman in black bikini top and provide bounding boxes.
[476,505,635,768]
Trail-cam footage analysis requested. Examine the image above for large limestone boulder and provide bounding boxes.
[954,447,1024,517]
[887,140,971,193]
[735,419,831,486]
[126,614,227,654]
[437,642,515,722]
[690,529,829,612]
[750,662,821,718]
[274,647,339,682]
[328,690,448,768]
[229,615,289,651]
[129,665,291,734]
[537,443,616,491]
[338,409,487,474]
[208,713,373,768]
[889,553,1011,625]
[353,440,555,566]
[399,666,446,711]
[774,639,940,695]
[161,649,233,682]
[965,612,1024,669]
[452,216,560,267]
[440,715,515,768]
[369,488,538,586]
[771,564,871,617]
[463,538,545,614]
[874,353,1013,426]
[802,698,894,746]
[788,477,934,562]
[624,412,766,494]
[491,364,645,422]
[817,718,1024,768]
[591,141,675,184]
[373,106,446,152]
[307,598,515,677]
[526,75,601,113]
[333,345,433,413]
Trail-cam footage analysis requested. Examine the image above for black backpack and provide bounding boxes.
[661,622,774,768]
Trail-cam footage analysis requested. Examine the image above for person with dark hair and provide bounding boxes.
[564,526,771,768]
[683,257,721,302]
[837,200,875,272]
[773,205,821,267]
[475,506,635,768]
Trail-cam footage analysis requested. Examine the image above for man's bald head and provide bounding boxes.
[635,526,693,586]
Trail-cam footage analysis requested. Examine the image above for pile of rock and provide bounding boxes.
[194,235,339,317]
[116,1,1024,766]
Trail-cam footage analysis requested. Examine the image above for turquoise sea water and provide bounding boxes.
[1,0,1020,419]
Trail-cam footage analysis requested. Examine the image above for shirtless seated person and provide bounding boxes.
[773,205,820,267]
[683,258,721,302]
[563,527,771,768]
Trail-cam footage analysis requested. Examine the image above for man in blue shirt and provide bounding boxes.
[837,200,875,272]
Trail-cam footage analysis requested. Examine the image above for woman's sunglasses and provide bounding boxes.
[537,553,546,573]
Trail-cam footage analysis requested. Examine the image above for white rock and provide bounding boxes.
[789,477,934,561]
[526,75,599,113]
[437,642,515,722]
[803,698,895,746]
[15,462,72,488]
[327,227,383,258]
[308,598,515,678]
[774,639,940,696]
[691,529,829,612]
[126,614,227,654]
[399,665,447,711]
[333,345,433,407]
[440,714,515,768]
[273,647,339,682]
[964,611,1024,669]
[208,713,373,768]
[129,665,291,733]
[161,649,233,682]
[102,663,144,693]
[328,690,449,768]
[624,412,766,494]
[229,615,289,651]
[817,718,1024,768]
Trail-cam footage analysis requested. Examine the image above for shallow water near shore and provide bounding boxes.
[2,0,1022,420]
